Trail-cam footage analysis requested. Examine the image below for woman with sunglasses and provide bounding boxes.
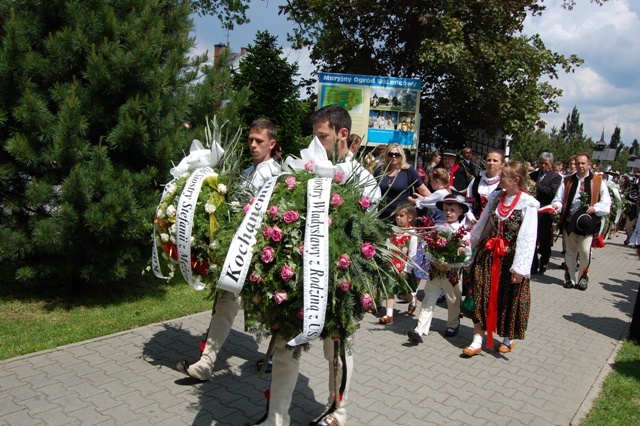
[374,144,430,222]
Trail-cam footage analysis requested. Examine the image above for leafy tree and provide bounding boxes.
[0,0,246,290]
[279,0,583,149]
[191,0,251,31]
[232,30,308,158]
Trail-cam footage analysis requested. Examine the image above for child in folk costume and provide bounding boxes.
[407,194,471,343]
[378,203,420,324]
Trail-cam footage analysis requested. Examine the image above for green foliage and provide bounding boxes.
[560,106,584,141]
[232,30,308,159]
[191,0,251,30]
[281,0,583,149]
[610,127,622,150]
[581,339,640,425]
[0,0,247,290]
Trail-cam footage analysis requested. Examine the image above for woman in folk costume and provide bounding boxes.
[463,162,539,356]
[464,148,505,224]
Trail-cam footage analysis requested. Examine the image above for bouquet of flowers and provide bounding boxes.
[423,225,471,268]
[151,118,248,289]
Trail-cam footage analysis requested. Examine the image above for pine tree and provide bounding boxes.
[609,126,622,150]
[559,106,584,141]
[0,0,246,290]
[232,31,308,158]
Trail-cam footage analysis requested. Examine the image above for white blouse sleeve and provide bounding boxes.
[510,196,540,277]
[405,234,419,273]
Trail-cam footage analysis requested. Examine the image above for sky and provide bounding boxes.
[192,0,640,145]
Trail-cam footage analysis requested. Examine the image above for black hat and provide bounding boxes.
[442,149,457,157]
[436,193,469,215]
[569,207,596,236]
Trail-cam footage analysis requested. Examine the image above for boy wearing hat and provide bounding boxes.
[442,149,474,194]
[407,194,471,343]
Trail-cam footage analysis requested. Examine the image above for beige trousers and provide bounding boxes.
[563,230,592,283]
[415,275,462,335]
[187,291,240,380]
[260,336,353,426]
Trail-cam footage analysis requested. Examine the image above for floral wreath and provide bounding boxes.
[152,129,410,356]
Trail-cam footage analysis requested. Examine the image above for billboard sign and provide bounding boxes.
[317,72,421,148]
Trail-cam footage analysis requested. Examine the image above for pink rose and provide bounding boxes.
[283,210,299,224]
[274,290,288,304]
[361,242,376,259]
[305,160,315,172]
[359,196,371,209]
[249,271,262,283]
[330,193,344,206]
[299,244,304,254]
[270,226,283,242]
[262,226,272,238]
[261,246,275,263]
[360,293,374,309]
[333,171,344,183]
[338,254,350,269]
[328,217,333,227]
[280,264,295,282]
[285,176,297,190]
[268,205,278,218]
[243,203,251,214]
[437,237,447,248]
[340,280,351,292]
[296,308,304,319]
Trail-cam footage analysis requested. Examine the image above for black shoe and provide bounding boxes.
[624,239,630,245]
[437,294,446,304]
[576,274,588,291]
[539,264,547,274]
[444,326,459,337]
[559,262,566,269]
[563,271,574,289]
[256,358,273,373]
[407,329,423,344]
[176,360,191,377]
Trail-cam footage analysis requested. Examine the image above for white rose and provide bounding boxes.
[209,264,218,271]
[170,235,176,244]
[180,172,190,179]
[160,233,170,243]
[211,172,219,179]
[217,183,227,194]
[166,205,176,218]
[205,203,217,214]
[190,236,195,246]
[209,241,218,250]
[165,182,177,195]
[169,224,176,234]
[156,208,165,219]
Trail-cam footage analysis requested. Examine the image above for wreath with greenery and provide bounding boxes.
[152,126,409,355]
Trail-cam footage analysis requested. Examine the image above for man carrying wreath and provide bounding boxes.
[177,118,281,381]
[248,105,381,426]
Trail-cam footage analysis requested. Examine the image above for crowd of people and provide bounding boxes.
[173,104,639,426]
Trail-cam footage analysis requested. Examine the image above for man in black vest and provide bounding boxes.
[551,153,611,290]
[529,152,562,274]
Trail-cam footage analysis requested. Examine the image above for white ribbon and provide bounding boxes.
[152,139,225,288]
[217,176,280,293]
[288,177,332,347]
[170,139,224,178]
[176,167,218,290]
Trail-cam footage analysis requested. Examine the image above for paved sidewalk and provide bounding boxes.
[1,239,637,426]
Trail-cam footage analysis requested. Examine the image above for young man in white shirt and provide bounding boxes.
[177,118,281,381]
